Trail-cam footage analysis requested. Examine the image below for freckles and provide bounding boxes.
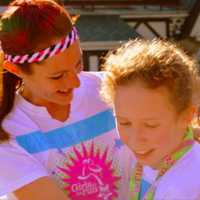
[157,133,170,146]
[150,131,165,146]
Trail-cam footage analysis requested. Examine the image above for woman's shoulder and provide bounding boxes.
[79,71,106,87]
[0,139,48,196]
[75,71,107,103]
[2,95,39,137]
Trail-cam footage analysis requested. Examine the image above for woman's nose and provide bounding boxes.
[64,72,80,89]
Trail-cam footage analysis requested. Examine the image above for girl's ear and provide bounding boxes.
[181,105,196,128]
[3,61,23,78]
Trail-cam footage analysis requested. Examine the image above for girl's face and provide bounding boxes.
[18,40,82,108]
[114,80,193,168]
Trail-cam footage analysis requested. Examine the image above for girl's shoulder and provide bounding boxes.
[155,142,200,199]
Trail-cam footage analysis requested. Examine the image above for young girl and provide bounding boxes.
[0,0,133,199]
[101,39,200,199]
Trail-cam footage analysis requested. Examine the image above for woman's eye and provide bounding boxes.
[144,123,159,128]
[50,74,64,80]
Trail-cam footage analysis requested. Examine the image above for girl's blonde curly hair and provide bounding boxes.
[101,39,200,114]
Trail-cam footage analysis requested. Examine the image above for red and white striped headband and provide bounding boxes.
[4,26,78,64]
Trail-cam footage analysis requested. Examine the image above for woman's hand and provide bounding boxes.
[14,177,69,200]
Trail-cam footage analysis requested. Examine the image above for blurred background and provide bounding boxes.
[0,0,200,71]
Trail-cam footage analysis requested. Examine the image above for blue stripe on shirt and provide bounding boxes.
[16,109,116,154]
[139,179,151,200]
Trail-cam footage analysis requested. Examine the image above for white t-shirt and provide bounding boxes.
[0,72,134,200]
[136,142,200,200]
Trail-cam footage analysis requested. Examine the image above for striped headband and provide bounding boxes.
[4,26,78,64]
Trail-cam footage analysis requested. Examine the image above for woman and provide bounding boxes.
[0,0,132,199]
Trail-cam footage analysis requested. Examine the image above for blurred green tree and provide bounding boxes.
[0,0,12,5]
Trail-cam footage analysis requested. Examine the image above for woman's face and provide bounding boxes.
[19,40,82,108]
[114,80,192,168]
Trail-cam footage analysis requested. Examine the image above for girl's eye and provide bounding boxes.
[144,123,159,128]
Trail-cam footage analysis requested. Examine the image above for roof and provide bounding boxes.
[63,0,181,7]
[76,15,139,42]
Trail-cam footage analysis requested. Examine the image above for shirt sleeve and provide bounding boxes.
[0,140,49,196]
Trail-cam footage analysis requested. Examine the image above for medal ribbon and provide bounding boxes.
[130,127,194,200]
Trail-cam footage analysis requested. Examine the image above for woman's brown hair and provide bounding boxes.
[0,0,73,142]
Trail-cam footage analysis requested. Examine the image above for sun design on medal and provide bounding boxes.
[58,142,121,200]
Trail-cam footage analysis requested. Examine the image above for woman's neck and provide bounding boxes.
[20,88,71,122]
[46,104,71,122]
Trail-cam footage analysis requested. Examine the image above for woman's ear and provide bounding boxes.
[3,61,23,78]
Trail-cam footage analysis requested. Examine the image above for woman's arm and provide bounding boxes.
[14,177,69,200]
